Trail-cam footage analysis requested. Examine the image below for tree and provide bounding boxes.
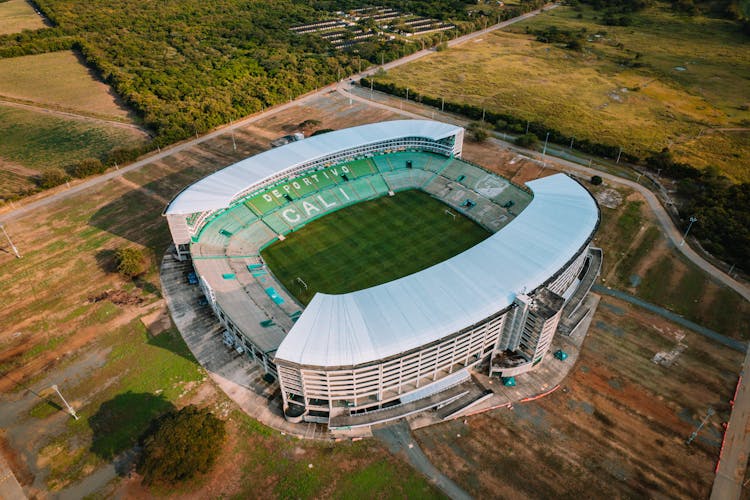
[37,168,69,189]
[137,405,226,485]
[515,133,539,148]
[590,175,603,185]
[467,121,490,142]
[72,158,106,178]
[116,247,146,278]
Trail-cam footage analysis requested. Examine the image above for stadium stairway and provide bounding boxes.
[226,220,277,256]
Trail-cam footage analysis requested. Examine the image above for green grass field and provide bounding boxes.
[261,189,490,304]
[0,104,147,199]
[0,51,135,120]
[373,2,750,181]
[0,0,45,35]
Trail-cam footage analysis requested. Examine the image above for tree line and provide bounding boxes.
[360,77,749,273]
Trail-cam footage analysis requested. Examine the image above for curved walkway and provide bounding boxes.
[374,421,472,500]
[0,4,554,225]
[335,82,750,303]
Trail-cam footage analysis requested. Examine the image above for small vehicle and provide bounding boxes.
[187,271,198,285]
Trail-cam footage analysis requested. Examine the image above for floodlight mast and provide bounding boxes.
[679,216,697,247]
[0,224,21,258]
[51,384,78,420]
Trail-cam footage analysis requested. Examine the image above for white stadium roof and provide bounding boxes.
[165,119,462,215]
[275,173,599,368]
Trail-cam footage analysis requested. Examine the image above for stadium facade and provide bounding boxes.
[164,120,601,428]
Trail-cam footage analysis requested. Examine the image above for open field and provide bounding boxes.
[0,104,148,200]
[0,91,440,497]
[261,189,490,305]
[450,138,750,339]
[0,89,747,497]
[372,2,750,181]
[0,0,44,35]
[414,294,743,498]
[0,51,136,121]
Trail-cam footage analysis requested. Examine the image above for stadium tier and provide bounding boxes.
[164,120,601,428]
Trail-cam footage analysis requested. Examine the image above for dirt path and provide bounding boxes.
[0,98,149,135]
[0,3,555,225]
[373,421,472,500]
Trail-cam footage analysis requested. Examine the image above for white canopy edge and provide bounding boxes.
[275,173,599,368]
[165,119,463,215]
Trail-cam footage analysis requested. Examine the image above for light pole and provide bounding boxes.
[52,384,78,420]
[1,224,21,258]
[679,216,697,247]
[542,132,550,163]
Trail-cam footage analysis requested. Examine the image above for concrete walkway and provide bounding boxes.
[373,421,472,500]
[336,81,750,304]
[592,285,747,353]
[0,453,25,500]
[711,347,750,500]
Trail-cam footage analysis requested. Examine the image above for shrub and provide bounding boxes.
[37,168,70,189]
[467,121,490,142]
[590,175,603,185]
[72,158,106,178]
[115,247,146,278]
[515,133,539,148]
[137,405,226,485]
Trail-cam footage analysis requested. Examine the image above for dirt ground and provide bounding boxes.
[1,87,747,498]
[414,295,743,499]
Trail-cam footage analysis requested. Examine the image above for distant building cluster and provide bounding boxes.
[289,6,455,50]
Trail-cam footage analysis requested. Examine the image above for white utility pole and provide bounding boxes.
[52,384,78,420]
[231,129,237,151]
[679,216,698,247]
[1,224,21,258]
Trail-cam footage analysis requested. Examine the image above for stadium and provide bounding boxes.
[164,120,601,428]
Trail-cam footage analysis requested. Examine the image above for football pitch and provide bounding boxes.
[261,189,491,305]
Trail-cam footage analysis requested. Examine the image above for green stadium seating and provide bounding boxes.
[263,212,294,235]
[345,158,376,178]
[245,192,283,216]
[351,178,377,199]
[367,175,390,196]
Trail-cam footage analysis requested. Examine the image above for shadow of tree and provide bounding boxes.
[95,249,118,274]
[89,391,174,461]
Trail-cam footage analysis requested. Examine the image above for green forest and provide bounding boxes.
[0,0,504,144]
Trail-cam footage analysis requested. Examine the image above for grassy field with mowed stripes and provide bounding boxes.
[261,189,490,304]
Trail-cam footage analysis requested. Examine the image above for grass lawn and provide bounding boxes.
[0,104,147,192]
[0,0,45,35]
[0,51,134,120]
[261,189,490,304]
[373,2,750,181]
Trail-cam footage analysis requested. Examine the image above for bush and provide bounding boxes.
[590,175,603,185]
[72,158,106,178]
[515,133,539,148]
[137,405,226,485]
[37,168,70,189]
[116,247,146,278]
[467,121,490,142]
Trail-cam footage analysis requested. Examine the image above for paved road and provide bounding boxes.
[592,285,746,353]
[712,347,750,500]
[0,4,554,227]
[373,421,472,500]
[336,83,750,304]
